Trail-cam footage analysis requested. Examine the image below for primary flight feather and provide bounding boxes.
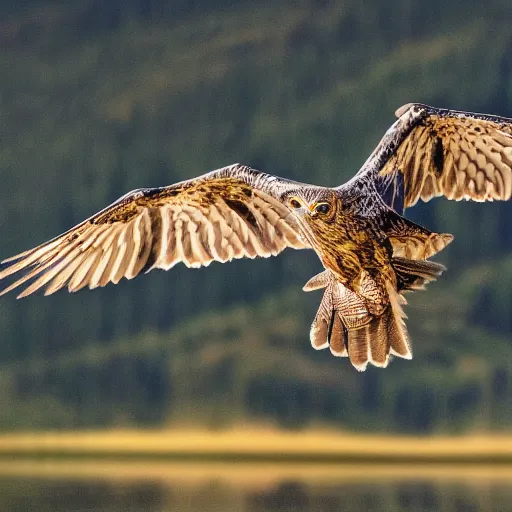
[1,103,511,370]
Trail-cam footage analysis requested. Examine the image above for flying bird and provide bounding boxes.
[1,103,511,370]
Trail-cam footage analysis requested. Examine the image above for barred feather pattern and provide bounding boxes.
[0,165,309,298]
[344,103,512,212]
[305,270,411,371]
[305,255,445,371]
[1,102,511,371]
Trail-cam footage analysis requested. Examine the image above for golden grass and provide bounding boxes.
[0,427,511,464]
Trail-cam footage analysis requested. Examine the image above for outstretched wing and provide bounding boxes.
[351,103,512,210]
[0,164,309,298]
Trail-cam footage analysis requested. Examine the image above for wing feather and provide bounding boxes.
[68,248,98,291]
[77,249,105,292]
[18,243,87,298]
[351,104,512,210]
[43,252,89,296]
[96,226,125,287]
[388,105,512,206]
[110,230,132,285]
[0,164,309,297]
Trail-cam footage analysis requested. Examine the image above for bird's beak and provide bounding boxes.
[294,206,311,217]
[295,204,316,217]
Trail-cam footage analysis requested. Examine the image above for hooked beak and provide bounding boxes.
[299,204,317,217]
[288,197,316,217]
[307,204,318,216]
[294,206,312,217]
[294,204,316,217]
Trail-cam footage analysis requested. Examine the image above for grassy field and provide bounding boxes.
[0,428,511,464]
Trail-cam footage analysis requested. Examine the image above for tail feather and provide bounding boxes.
[328,314,348,357]
[308,278,412,371]
[306,260,434,370]
[382,208,454,259]
[385,283,411,359]
[393,257,445,291]
[370,314,391,366]
[303,270,330,292]
[345,302,410,371]
[347,325,371,371]
[310,309,330,350]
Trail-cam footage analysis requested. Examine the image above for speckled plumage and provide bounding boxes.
[1,103,511,370]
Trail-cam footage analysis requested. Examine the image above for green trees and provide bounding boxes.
[0,0,510,432]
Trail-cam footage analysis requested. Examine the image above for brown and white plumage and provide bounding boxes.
[386,104,512,205]
[1,103,511,371]
[349,103,512,210]
[0,166,308,298]
[304,269,412,370]
[304,258,445,371]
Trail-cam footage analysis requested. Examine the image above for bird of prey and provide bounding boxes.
[1,103,511,371]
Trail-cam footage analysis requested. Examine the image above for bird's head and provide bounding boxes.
[284,189,339,227]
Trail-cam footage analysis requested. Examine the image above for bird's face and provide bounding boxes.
[285,190,339,232]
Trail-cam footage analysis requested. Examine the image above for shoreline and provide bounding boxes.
[0,428,510,464]
[1,459,512,485]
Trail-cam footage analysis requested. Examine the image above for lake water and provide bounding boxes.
[0,460,511,511]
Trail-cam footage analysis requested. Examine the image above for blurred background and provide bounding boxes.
[0,0,511,439]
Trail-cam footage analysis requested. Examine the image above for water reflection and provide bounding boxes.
[0,461,509,511]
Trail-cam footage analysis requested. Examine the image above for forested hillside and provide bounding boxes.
[0,0,510,433]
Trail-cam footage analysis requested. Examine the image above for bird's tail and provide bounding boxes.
[305,258,445,371]
[308,281,411,371]
[343,289,411,370]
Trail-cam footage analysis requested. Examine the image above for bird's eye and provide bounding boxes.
[289,198,302,209]
[315,203,331,215]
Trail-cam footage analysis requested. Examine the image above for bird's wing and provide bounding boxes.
[348,103,512,211]
[0,164,309,298]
